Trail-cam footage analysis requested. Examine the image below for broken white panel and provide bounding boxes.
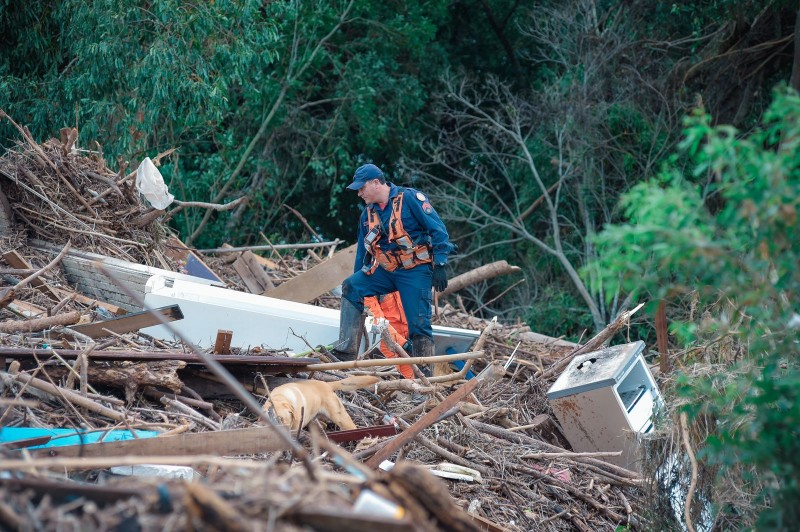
[380,460,481,483]
[546,341,663,472]
[30,239,225,312]
[141,276,480,355]
[109,464,198,480]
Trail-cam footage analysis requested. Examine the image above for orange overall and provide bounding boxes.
[364,292,415,379]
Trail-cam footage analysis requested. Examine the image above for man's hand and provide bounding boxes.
[432,264,448,292]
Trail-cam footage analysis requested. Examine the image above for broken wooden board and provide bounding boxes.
[29,425,292,459]
[2,249,63,302]
[267,244,356,303]
[248,252,278,270]
[213,330,233,354]
[66,304,183,339]
[6,299,46,319]
[163,236,225,284]
[325,424,398,444]
[232,250,274,294]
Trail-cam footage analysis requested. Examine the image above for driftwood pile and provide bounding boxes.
[0,126,649,531]
[0,112,166,265]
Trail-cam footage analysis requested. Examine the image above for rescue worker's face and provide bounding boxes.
[357,179,382,204]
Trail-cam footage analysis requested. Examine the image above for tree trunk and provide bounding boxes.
[43,360,186,404]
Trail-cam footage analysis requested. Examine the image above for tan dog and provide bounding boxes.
[262,376,380,431]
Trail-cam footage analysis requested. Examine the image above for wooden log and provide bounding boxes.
[130,208,165,228]
[184,482,251,532]
[365,362,504,468]
[0,371,129,422]
[0,310,81,333]
[195,240,344,254]
[305,351,483,371]
[539,303,645,380]
[0,346,317,370]
[42,360,186,404]
[439,260,522,297]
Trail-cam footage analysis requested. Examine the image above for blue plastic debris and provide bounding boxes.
[0,427,161,450]
[447,346,476,379]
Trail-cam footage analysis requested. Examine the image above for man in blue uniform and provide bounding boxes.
[334,163,453,367]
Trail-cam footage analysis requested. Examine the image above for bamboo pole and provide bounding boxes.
[304,350,483,371]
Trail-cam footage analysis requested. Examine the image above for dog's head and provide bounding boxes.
[262,398,298,430]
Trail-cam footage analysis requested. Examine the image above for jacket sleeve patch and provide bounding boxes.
[422,201,433,214]
[415,191,426,201]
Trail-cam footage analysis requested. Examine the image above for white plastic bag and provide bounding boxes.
[135,157,174,210]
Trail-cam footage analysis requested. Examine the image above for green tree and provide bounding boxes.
[0,0,451,247]
[590,86,800,529]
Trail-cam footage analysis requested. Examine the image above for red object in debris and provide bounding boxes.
[325,424,397,443]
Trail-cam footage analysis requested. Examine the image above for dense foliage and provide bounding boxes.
[591,86,800,529]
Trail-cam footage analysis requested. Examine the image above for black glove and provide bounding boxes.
[432,264,448,292]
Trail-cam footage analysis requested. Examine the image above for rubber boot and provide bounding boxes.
[333,298,363,361]
[411,335,435,378]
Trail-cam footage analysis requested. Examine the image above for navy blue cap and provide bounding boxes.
[347,164,384,190]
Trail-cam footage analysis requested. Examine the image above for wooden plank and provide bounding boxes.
[29,426,291,459]
[7,299,47,318]
[163,236,225,284]
[466,512,510,532]
[325,424,397,443]
[232,251,274,294]
[2,250,62,301]
[267,244,357,303]
[213,330,233,354]
[248,252,278,270]
[66,304,184,339]
[0,347,319,367]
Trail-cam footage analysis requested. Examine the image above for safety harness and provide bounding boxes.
[362,190,432,275]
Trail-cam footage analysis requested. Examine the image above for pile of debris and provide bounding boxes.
[0,123,651,531]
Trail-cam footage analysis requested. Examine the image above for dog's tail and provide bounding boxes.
[327,375,381,392]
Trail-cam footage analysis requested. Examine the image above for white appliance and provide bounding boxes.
[546,341,663,471]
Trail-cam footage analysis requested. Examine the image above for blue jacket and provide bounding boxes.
[354,183,451,273]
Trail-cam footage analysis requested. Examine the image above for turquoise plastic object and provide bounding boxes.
[0,427,160,450]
